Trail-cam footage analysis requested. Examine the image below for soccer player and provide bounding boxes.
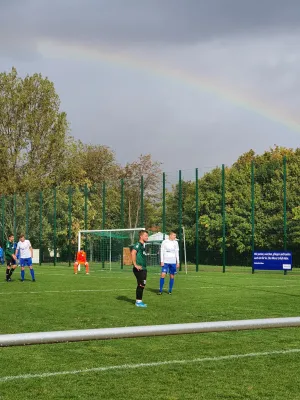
[158,231,179,295]
[5,234,17,282]
[74,248,89,274]
[16,234,35,282]
[131,230,149,308]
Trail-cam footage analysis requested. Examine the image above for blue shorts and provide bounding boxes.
[20,258,32,267]
[161,263,176,275]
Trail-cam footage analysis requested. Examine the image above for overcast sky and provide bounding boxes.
[1,0,300,173]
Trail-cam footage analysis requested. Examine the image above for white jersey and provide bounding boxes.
[160,239,179,264]
[17,240,32,259]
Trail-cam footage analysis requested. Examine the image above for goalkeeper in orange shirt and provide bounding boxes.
[74,248,89,275]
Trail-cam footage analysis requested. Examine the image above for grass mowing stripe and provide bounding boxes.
[1,348,299,383]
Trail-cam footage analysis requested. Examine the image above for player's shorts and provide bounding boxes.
[161,263,177,275]
[6,258,16,267]
[20,258,32,267]
[133,267,147,287]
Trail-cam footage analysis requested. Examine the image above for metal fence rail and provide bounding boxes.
[1,317,300,347]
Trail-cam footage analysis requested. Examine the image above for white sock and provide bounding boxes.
[136,300,142,303]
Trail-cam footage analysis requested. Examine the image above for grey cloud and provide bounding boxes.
[1,0,300,49]
[0,0,300,171]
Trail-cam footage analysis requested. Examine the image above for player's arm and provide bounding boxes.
[131,248,142,270]
[160,241,165,266]
[29,242,33,258]
[175,241,180,268]
[15,247,19,260]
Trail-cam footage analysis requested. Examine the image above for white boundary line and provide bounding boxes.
[0,348,299,382]
[0,289,133,295]
[0,284,298,296]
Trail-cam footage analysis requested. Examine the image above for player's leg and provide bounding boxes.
[28,258,35,281]
[133,268,147,307]
[85,262,89,274]
[168,264,176,294]
[20,258,25,281]
[5,261,11,281]
[74,261,79,274]
[158,264,168,294]
[8,260,17,279]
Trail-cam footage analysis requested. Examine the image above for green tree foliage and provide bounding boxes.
[164,146,300,265]
[0,67,71,191]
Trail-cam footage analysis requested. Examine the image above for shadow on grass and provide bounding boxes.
[116,295,135,304]
[147,287,170,295]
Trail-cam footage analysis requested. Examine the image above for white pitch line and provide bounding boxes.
[0,284,298,296]
[0,348,299,383]
[0,288,133,295]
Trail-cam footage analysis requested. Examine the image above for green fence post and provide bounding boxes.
[162,172,166,239]
[26,192,29,238]
[178,170,182,271]
[195,168,199,272]
[140,176,144,227]
[283,156,287,275]
[1,195,5,245]
[39,191,43,265]
[120,179,124,269]
[68,187,73,267]
[222,164,226,273]
[251,161,255,274]
[102,182,106,269]
[53,187,57,266]
[84,183,88,231]
[13,193,17,239]
[121,179,124,229]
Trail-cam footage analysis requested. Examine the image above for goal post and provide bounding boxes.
[77,228,145,271]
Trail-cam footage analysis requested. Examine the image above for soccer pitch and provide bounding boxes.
[1,265,300,400]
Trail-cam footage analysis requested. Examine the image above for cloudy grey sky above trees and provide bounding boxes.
[1,0,300,172]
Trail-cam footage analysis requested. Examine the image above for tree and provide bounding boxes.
[0,67,70,193]
[121,155,162,229]
[79,143,122,186]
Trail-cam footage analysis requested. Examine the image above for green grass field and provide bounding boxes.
[1,264,300,399]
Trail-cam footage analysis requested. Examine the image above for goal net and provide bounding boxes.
[77,228,187,273]
[77,228,145,271]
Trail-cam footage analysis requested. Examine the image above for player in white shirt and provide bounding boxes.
[16,234,35,282]
[158,231,179,295]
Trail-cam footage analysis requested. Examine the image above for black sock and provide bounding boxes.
[9,268,14,277]
[6,268,10,280]
[136,285,144,301]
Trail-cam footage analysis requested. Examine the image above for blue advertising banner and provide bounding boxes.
[252,251,292,271]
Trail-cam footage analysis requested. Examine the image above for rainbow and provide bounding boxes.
[39,41,300,133]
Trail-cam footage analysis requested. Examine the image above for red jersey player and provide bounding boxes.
[74,249,89,275]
